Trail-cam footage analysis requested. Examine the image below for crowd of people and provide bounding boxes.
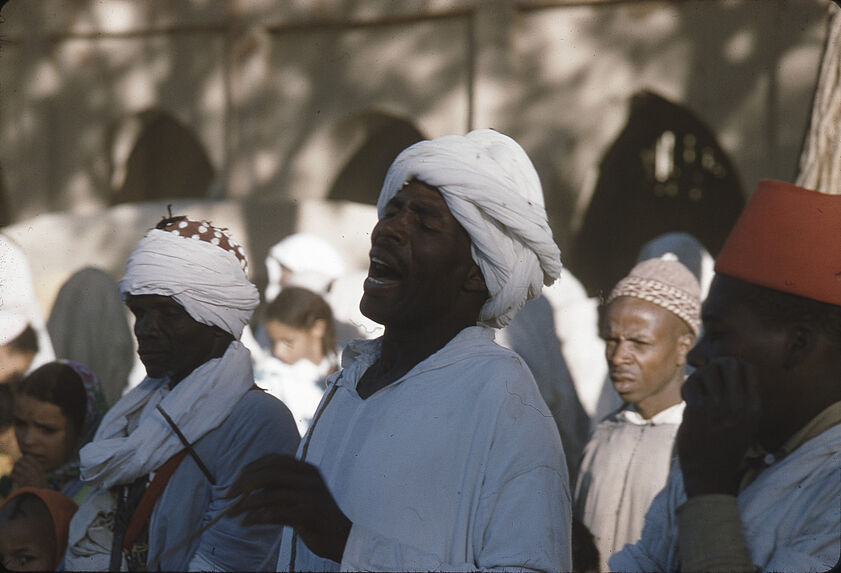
[0,129,838,572]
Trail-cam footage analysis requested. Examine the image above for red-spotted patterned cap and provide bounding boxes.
[157,217,249,273]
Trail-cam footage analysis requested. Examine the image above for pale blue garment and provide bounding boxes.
[146,388,300,571]
[277,326,571,572]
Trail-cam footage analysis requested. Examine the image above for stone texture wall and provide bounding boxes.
[0,0,833,305]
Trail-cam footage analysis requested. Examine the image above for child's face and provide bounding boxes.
[14,395,75,472]
[0,514,56,571]
[266,320,323,365]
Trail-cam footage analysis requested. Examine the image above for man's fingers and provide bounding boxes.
[239,505,313,529]
[226,457,320,498]
[235,453,302,478]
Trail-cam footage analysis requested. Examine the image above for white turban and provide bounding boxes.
[118,227,259,339]
[265,232,346,301]
[0,234,55,366]
[378,129,562,328]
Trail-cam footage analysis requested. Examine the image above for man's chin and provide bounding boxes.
[139,361,168,380]
[359,294,391,327]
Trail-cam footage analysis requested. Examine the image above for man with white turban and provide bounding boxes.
[64,217,299,572]
[228,129,572,572]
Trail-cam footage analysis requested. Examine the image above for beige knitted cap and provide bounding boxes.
[607,253,701,335]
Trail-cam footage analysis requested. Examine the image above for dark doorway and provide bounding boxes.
[327,113,424,205]
[110,110,215,205]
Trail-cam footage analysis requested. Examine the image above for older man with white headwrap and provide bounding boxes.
[65,217,299,572]
[227,129,571,572]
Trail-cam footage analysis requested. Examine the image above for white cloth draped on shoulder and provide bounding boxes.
[79,341,254,488]
[378,129,562,328]
[65,342,257,569]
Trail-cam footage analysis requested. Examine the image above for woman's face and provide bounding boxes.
[14,395,75,472]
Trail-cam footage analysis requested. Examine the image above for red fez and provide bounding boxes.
[715,179,841,306]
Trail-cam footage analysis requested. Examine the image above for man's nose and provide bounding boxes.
[373,211,409,244]
[607,341,631,365]
[134,312,160,339]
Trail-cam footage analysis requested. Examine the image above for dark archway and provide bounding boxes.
[109,109,215,205]
[571,90,745,298]
[327,113,424,205]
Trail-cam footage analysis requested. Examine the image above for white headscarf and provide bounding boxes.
[264,233,346,301]
[378,129,563,328]
[118,227,259,339]
[0,234,55,366]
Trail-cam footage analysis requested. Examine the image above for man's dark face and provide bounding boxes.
[125,293,222,382]
[687,275,789,445]
[360,181,478,329]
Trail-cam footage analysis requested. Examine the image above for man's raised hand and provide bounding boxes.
[225,454,352,563]
[677,356,761,497]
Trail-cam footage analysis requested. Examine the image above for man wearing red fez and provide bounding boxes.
[612,180,841,571]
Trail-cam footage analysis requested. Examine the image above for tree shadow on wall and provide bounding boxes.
[571,90,744,299]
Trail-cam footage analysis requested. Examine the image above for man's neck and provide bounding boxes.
[356,322,472,399]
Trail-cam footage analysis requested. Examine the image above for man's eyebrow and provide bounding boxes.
[409,201,443,216]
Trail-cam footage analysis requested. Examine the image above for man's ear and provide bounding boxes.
[462,264,488,295]
[782,323,816,369]
[675,332,695,367]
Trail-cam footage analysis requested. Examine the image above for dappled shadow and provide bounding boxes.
[571,90,744,298]
[0,1,830,285]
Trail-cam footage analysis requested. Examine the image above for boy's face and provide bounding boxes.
[0,513,56,571]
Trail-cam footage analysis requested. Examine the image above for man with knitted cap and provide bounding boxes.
[574,254,699,570]
[64,216,299,571]
[612,180,841,571]
[227,129,571,571]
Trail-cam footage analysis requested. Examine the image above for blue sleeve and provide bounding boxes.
[189,390,300,572]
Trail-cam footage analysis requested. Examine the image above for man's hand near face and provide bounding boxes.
[677,356,762,497]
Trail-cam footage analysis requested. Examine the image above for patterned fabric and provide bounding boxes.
[47,360,107,501]
[607,253,701,335]
[157,218,249,272]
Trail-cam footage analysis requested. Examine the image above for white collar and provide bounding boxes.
[618,401,685,426]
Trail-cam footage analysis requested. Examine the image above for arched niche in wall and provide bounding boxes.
[108,109,215,205]
[571,90,745,298]
[327,112,425,205]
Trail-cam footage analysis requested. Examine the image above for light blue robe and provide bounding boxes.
[147,389,299,571]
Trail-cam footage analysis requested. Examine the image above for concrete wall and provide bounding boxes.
[0,0,833,306]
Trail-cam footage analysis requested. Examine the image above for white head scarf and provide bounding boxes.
[118,224,259,339]
[0,234,55,366]
[378,129,562,328]
[264,233,346,301]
